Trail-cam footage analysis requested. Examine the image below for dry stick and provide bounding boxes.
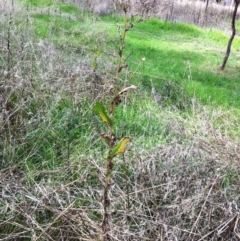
[205,0,210,13]
[27,194,99,236]
[196,229,215,241]
[3,194,54,241]
[197,213,239,241]
[111,4,128,122]
[234,213,240,238]
[7,12,12,78]
[189,178,216,239]
[125,182,179,197]
[35,200,76,241]
[218,213,238,238]
[122,153,130,209]
[120,212,200,237]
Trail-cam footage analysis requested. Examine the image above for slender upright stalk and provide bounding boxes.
[220,0,240,70]
[7,13,12,78]
[94,2,138,240]
[112,7,128,122]
[102,156,114,240]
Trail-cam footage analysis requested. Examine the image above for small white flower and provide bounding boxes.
[142,57,146,62]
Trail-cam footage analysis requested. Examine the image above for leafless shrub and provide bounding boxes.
[65,0,113,14]
[93,2,112,15]
[65,0,238,30]
[131,0,239,30]
[173,0,236,28]
[129,0,168,19]
[0,0,16,13]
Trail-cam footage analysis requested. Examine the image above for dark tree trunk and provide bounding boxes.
[205,0,209,12]
[220,0,240,70]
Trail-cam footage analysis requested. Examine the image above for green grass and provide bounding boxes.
[121,18,240,108]
[1,2,240,240]
[18,0,80,15]
[10,0,240,157]
[135,18,203,37]
[33,14,82,38]
[19,0,54,7]
[59,3,79,14]
[25,2,240,108]
[92,15,240,108]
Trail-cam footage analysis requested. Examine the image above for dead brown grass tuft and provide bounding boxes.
[1,96,240,240]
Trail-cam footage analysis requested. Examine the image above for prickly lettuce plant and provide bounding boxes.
[92,85,136,238]
[92,1,140,239]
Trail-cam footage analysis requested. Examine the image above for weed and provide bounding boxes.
[0,0,240,240]
[92,1,139,237]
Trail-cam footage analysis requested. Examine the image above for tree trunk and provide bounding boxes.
[205,0,209,12]
[220,0,240,70]
[204,0,210,24]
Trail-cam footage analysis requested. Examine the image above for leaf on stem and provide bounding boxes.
[110,137,131,157]
[93,102,113,127]
[91,61,98,70]
[110,85,137,113]
[94,51,100,58]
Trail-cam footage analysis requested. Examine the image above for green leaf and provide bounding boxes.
[92,102,113,127]
[92,61,98,69]
[110,137,131,157]
[94,51,100,58]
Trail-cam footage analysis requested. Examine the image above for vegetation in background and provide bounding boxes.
[0,0,240,240]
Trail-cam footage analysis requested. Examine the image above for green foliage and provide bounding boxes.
[206,29,229,45]
[118,18,240,108]
[19,0,80,14]
[17,0,240,109]
[59,3,79,14]
[1,1,240,240]
[20,0,53,7]
[224,167,240,186]
[206,29,240,51]
[92,101,113,128]
[136,18,203,37]
[8,96,95,174]
[33,14,82,38]
[110,137,131,157]
[113,96,164,143]
[108,18,240,108]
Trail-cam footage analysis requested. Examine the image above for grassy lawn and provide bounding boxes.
[124,18,240,108]
[28,5,240,108]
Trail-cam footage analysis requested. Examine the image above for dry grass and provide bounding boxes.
[77,0,238,31]
[0,0,240,240]
[1,87,240,240]
[56,0,240,39]
[132,0,238,31]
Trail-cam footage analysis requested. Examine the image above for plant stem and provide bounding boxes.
[102,156,114,240]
